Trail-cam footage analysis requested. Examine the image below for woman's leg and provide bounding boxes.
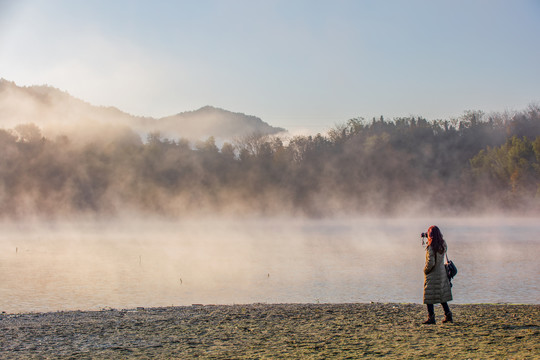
[423,304,436,324]
[441,302,450,314]
[441,302,453,323]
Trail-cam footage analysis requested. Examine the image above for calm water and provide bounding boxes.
[1,218,538,313]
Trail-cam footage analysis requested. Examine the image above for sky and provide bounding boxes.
[1,0,539,134]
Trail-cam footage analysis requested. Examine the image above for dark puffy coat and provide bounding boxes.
[423,242,453,304]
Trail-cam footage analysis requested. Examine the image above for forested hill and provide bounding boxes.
[156,106,285,140]
[0,79,284,141]
[1,101,539,218]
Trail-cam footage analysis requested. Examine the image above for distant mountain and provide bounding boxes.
[155,106,285,140]
[0,79,285,141]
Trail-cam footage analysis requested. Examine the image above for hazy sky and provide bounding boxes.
[1,0,539,133]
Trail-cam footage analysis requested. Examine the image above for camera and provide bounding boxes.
[421,232,428,246]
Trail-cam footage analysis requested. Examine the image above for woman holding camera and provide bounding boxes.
[422,225,453,324]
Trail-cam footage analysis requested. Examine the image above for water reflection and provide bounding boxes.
[0,218,538,313]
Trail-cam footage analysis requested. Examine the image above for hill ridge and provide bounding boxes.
[0,79,285,141]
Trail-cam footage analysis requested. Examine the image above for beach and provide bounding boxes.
[1,303,538,359]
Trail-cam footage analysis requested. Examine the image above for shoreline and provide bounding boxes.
[2,301,539,316]
[1,303,538,359]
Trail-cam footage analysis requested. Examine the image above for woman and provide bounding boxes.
[423,225,453,324]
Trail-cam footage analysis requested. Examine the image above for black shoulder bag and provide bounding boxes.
[445,253,458,286]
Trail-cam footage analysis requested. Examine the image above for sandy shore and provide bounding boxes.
[1,303,538,359]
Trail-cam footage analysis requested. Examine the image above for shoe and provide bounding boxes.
[442,312,453,323]
[423,316,436,325]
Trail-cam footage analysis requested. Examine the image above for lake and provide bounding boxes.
[1,217,538,313]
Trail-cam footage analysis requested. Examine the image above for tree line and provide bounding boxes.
[1,105,539,218]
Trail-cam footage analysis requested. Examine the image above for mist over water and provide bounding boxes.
[1,217,538,313]
[2,6,539,319]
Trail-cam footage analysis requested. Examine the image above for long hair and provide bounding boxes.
[427,225,445,255]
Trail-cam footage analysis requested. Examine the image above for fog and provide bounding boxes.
[2,79,540,218]
[1,217,538,313]
[1,81,540,312]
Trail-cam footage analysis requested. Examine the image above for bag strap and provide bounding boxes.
[445,253,449,263]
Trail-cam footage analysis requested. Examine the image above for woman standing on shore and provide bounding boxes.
[423,225,453,324]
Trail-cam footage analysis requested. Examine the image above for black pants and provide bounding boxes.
[427,302,450,316]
